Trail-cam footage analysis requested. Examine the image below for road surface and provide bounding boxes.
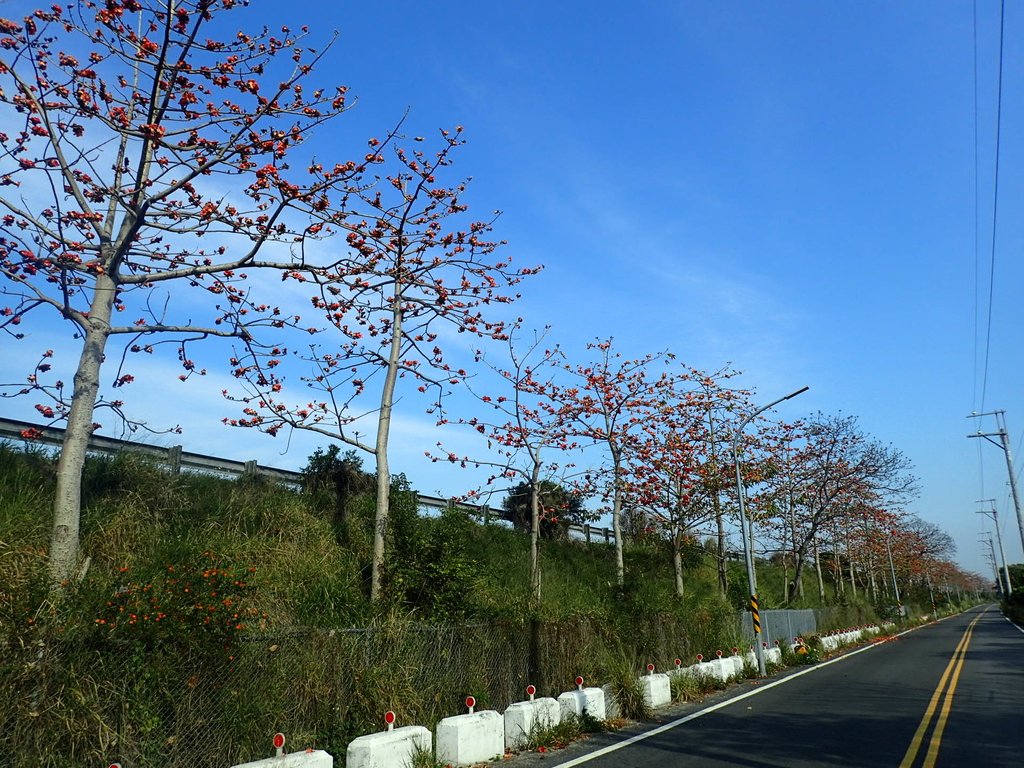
[533,606,1024,767]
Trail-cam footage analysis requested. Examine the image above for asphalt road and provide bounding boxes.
[532,606,1024,768]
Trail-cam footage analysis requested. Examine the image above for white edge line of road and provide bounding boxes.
[551,612,972,768]
[1004,615,1024,634]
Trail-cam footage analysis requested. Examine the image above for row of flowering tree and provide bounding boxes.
[0,1,979,608]
[0,0,538,600]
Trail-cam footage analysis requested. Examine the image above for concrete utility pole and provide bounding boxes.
[976,499,1012,596]
[732,385,808,677]
[967,410,1024,558]
[979,534,1001,595]
[885,530,902,610]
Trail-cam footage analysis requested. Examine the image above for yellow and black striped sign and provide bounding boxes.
[750,594,761,635]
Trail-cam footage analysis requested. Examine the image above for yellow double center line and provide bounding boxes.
[899,611,986,768]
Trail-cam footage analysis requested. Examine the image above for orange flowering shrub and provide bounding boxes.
[93,552,265,649]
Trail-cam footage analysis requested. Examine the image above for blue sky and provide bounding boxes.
[2,1,1022,576]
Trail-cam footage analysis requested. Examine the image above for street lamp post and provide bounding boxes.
[732,385,808,677]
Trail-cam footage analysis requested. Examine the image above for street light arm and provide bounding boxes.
[734,386,811,451]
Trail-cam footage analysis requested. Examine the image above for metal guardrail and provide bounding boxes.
[0,415,304,486]
[0,416,619,543]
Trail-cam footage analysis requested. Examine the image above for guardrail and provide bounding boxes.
[0,416,619,544]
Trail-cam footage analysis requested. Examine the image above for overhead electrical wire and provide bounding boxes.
[979,0,1005,414]
[971,0,987,504]
[972,0,980,412]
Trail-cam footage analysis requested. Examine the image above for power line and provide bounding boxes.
[979,0,1006,412]
[971,0,986,508]
[972,0,980,411]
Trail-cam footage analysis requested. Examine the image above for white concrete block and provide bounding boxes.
[639,673,672,708]
[728,656,744,677]
[599,684,620,719]
[707,658,731,683]
[765,647,782,665]
[436,710,504,767]
[232,752,332,768]
[669,663,699,682]
[346,726,431,768]
[503,698,560,751]
[693,661,717,681]
[558,687,606,721]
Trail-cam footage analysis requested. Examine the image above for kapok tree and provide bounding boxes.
[0,1,361,586]
[622,368,721,598]
[745,418,809,602]
[225,129,539,602]
[560,339,675,587]
[432,328,581,608]
[782,414,917,599]
[683,369,749,595]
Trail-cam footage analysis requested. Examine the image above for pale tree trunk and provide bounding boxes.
[832,524,844,596]
[672,526,685,598]
[813,539,826,602]
[864,510,878,602]
[49,274,117,585]
[610,443,625,587]
[783,553,790,604]
[530,465,542,606]
[789,505,805,599]
[714,495,727,595]
[708,410,727,596]
[846,520,857,597]
[670,478,685,598]
[369,296,403,603]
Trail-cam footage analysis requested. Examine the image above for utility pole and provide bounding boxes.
[732,385,809,677]
[967,410,1024,557]
[979,534,1001,596]
[884,528,902,612]
[976,499,1012,596]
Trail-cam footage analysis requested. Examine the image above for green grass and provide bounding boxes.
[0,442,892,767]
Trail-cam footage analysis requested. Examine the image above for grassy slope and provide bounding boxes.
[0,442,874,632]
[0,444,895,766]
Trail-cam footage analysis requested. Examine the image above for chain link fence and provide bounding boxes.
[1,610,744,767]
[738,605,880,648]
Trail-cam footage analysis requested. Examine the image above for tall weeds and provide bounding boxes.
[0,444,827,766]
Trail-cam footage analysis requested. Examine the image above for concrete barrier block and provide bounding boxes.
[347,726,430,768]
[232,752,332,768]
[707,658,731,683]
[558,687,606,721]
[640,673,671,708]
[765,647,782,665]
[728,656,744,677]
[669,664,700,682]
[693,661,717,681]
[503,698,560,751]
[599,684,621,719]
[436,710,504,767]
